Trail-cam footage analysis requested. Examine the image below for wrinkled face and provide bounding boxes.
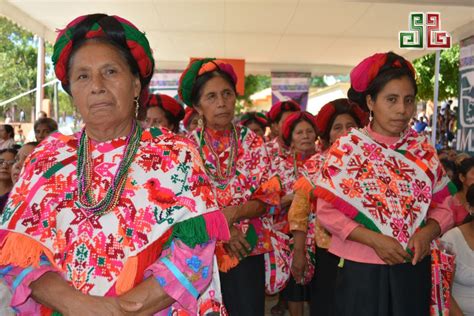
[68,41,141,129]
[246,121,265,139]
[195,76,236,130]
[144,107,171,130]
[460,167,474,190]
[291,121,317,154]
[0,151,15,183]
[35,123,54,142]
[367,76,416,137]
[329,114,358,145]
[11,144,35,184]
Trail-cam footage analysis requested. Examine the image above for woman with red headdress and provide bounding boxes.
[314,52,456,315]
[271,111,318,316]
[143,94,185,133]
[266,100,301,161]
[178,58,281,316]
[239,111,268,140]
[0,14,229,315]
[288,99,367,316]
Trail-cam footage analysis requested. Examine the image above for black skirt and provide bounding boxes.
[280,274,310,302]
[219,254,265,316]
[334,256,431,316]
[309,246,340,316]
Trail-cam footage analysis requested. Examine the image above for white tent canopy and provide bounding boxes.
[1,0,473,75]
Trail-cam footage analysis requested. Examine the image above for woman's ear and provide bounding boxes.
[133,76,141,99]
[366,94,374,112]
[194,104,203,117]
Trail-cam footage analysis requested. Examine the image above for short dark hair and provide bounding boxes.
[34,118,58,133]
[0,148,18,157]
[2,124,14,139]
[453,157,474,191]
[190,70,237,107]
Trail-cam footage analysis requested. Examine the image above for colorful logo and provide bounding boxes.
[399,12,451,49]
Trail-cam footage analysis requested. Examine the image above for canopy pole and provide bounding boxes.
[35,36,45,120]
[431,50,441,146]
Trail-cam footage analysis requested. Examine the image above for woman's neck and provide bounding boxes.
[86,119,135,142]
[206,122,232,132]
[294,148,315,160]
[0,181,12,196]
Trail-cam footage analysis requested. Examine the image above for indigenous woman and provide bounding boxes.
[274,112,318,316]
[10,142,39,184]
[239,111,268,140]
[0,14,229,315]
[143,93,185,133]
[288,99,367,316]
[178,58,280,316]
[0,149,17,214]
[442,184,474,316]
[450,157,474,225]
[34,118,59,143]
[315,52,455,316]
[183,107,199,132]
[266,100,301,161]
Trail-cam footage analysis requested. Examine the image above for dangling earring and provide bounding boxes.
[369,110,373,121]
[198,116,204,128]
[134,97,140,118]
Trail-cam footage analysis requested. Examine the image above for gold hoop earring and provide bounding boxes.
[134,97,140,118]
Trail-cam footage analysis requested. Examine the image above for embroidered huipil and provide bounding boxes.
[288,151,332,249]
[273,153,308,234]
[0,127,230,315]
[315,125,456,264]
[189,126,280,272]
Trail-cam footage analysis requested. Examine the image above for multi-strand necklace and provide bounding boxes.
[76,121,142,216]
[199,124,238,186]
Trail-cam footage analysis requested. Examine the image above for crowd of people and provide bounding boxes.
[0,13,472,316]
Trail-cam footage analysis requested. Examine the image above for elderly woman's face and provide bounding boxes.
[68,41,141,129]
[144,107,171,130]
[291,120,316,154]
[329,114,358,145]
[196,76,236,130]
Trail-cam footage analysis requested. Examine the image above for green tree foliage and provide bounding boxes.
[235,74,271,113]
[0,17,75,120]
[413,45,459,101]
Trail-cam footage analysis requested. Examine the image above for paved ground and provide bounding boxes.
[265,295,310,316]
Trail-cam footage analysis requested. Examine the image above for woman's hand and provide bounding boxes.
[291,248,307,284]
[281,194,294,208]
[369,234,411,265]
[222,205,240,226]
[224,226,251,259]
[407,228,433,265]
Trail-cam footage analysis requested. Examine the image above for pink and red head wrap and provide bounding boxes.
[315,99,368,136]
[52,14,155,103]
[146,94,185,121]
[350,52,416,93]
[267,100,302,124]
[281,111,317,147]
[178,58,237,107]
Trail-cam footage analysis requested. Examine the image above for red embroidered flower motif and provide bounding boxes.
[390,218,409,243]
[361,143,385,161]
[340,178,363,198]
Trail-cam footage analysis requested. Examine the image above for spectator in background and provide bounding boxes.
[441,183,474,316]
[240,111,269,140]
[143,94,185,133]
[0,125,15,150]
[414,116,428,133]
[447,148,458,162]
[10,141,39,184]
[450,157,474,225]
[183,107,199,132]
[19,109,25,122]
[441,158,457,180]
[34,117,58,142]
[0,148,17,214]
